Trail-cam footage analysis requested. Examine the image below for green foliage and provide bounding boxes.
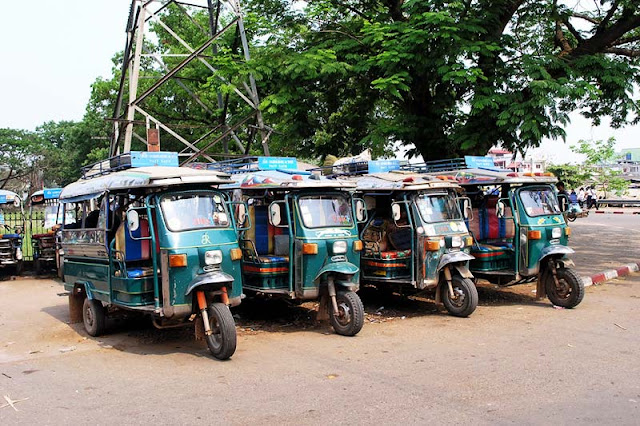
[571,138,630,196]
[546,164,591,190]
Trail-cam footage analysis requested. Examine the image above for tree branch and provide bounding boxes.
[571,12,601,25]
[604,47,640,57]
[612,34,640,46]
[384,0,406,22]
[562,18,584,42]
[555,22,574,57]
[597,0,619,34]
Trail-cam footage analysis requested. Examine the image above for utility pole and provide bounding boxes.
[109,0,271,162]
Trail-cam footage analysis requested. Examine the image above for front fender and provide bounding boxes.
[184,271,234,296]
[437,251,475,272]
[313,262,359,283]
[539,245,574,263]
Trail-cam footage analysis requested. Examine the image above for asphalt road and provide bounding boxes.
[1,273,639,425]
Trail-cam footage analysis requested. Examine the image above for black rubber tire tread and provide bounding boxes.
[15,260,23,276]
[442,276,479,318]
[205,303,237,360]
[82,298,106,337]
[34,259,41,276]
[545,267,584,308]
[329,291,365,336]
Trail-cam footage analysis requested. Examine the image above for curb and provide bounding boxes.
[582,262,640,287]
[593,211,640,215]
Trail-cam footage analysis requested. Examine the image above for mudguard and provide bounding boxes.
[313,262,359,283]
[184,271,234,295]
[436,251,475,272]
[73,281,94,300]
[539,245,574,263]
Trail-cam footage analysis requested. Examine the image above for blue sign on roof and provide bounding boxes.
[368,160,400,173]
[130,151,179,167]
[0,195,6,204]
[44,188,63,200]
[465,156,499,170]
[258,157,298,171]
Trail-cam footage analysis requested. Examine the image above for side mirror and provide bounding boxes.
[496,200,506,218]
[391,203,402,221]
[269,202,288,227]
[457,197,472,220]
[126,209,139,232]
[355,199,366,223]
[236,203,247,225]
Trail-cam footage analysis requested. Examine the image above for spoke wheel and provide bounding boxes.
[82,298,106,337]
[442,276,478,317]
[205,303,237,360]
[329,291,364,336]
[545,267,584,308]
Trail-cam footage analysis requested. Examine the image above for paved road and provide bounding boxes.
[1,274,639,425]
[569,213,640,276]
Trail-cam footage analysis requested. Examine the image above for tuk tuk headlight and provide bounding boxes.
[551,227,562,239]
[451,236,462,248]
[205,250,223,265]
[333,241,348,254]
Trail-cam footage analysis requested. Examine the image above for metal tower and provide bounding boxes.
[109,0,272,163]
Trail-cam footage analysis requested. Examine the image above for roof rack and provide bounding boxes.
[81,151,180,179]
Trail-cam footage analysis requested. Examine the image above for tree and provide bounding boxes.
[546,164,591,190]
[0,128,47,191]
[571,137,629,196]
[245,0,640,160]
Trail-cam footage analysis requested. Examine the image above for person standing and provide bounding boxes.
[578,187,586,207]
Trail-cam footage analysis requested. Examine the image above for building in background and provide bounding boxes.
[487,147,546,172]
[618,148,640,176]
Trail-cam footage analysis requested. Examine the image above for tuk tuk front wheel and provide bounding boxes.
[205,303,237,360]
[544,267,584,308]
[82,298,106,337]
[329,291,364,336]
[442,276,478,318]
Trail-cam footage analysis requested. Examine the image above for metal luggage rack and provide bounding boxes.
[190,157,264,175]
[80,153,137,179]
[311,158,466,178]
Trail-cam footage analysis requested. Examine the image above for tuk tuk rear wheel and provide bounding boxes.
[544,267,584,308]
[82,298,106,337]
[205,303,237,360]
[442,276,478,318]
[329,291,364,336]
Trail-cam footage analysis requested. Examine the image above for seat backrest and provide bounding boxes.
[115,218,151,261]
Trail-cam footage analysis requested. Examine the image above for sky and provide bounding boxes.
[0,0,638,165]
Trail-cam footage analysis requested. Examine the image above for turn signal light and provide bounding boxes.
[465,236,474,247]
[230,248,242,261]
[302,243,318,255]
[426,240,441,251]
[565,227,571,237]
[169,253,187,267]
[528,230,542,240]
[353,240,363,252]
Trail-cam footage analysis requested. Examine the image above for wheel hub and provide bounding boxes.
[335,302,351,326]
[451,286,466,307]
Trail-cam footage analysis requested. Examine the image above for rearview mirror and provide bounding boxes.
[457,197,472,220]
[391,203,402,221]
[236,203,247,225]
[355,198,366,223]
[126,209,139,232]
[269,201,288,227]
[496,200,505,218]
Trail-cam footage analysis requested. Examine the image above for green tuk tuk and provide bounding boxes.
[29,188,63,275]
[223,169,367,336]
[0,189,24,276]
[59,163,246,359]
[435,168,584,308]
[352,172,478,317]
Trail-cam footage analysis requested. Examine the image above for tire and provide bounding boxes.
[329,291,364,336]
[82,298,106,336]
[545,267,584,308]
[57,254,64,280]
[205,303,237,360]
[34,258,42,276]
[442,275,478,317]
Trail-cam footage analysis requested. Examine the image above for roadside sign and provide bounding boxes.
[44,188,63,200]
[465,156,499,170]
[0,195,6,204]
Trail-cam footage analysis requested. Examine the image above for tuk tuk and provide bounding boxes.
[352,172,478,317]
[29,188,63,275]
[434,168,584,308]
[0,189,24,275]
[223,169,367,336]
[59,163,246,359]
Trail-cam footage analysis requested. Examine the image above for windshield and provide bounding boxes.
[519,188,561,217]
[298,195,353,228]
[416,193,463,223]
[160,193,229,231]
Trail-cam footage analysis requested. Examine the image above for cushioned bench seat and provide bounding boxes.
[242,255,289,275]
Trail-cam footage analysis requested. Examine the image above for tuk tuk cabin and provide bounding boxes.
[29,188,63,275]
[0,189,24,275]
[433,169,584,308]
[224,169,367,336]
[351,172,478,317]
[59,165,244,360]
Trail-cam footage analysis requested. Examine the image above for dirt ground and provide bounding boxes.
[1,274,640,424]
